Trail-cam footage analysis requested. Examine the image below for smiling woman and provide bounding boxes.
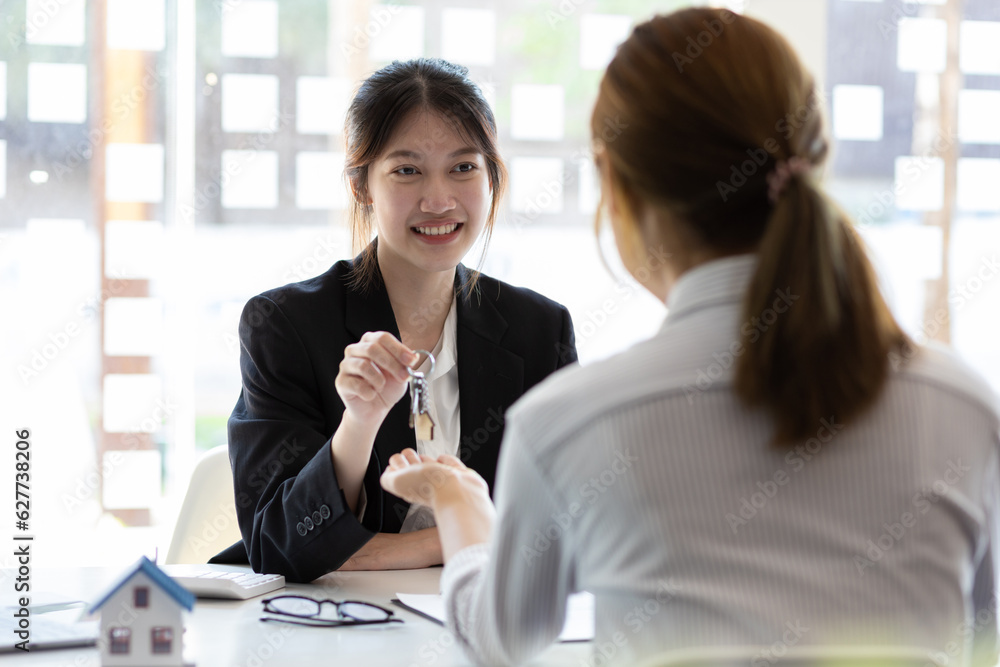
[343,58,507,296]
[210,58,578,583]
[366,110,491,278]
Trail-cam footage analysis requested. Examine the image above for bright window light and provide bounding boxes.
[222,74,280,133]
[511,85,565,141]
[441,8,496,66]
[296,77,351,135]
[510,157,565,214]
[960,21,1000,75]
[833,85,884,141]
[27,63,87,124]
[296,152,346,210]
[107,0,166,51]
[105,221,164,279]
[106,144,165,203]
[102,450,162,509]
[862,224,943,285]
[579,14,631,70]
[370,6,424,62]
[104,298,164,356]
[103,374,163,433]
[25,0,86,46]
[897,18,947,73]
[221,150,279,209]
[221,0,279,58]
[894,156,945,211]
[578,157,599,215]
[959,90,1000,144]
[957,158,1000,212]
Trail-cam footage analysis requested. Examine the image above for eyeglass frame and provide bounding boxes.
[259,594,403,627]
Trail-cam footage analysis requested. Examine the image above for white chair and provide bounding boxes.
[165,445,243,564]
[635,645,933,667]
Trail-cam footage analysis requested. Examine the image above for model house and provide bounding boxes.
[87,556,195,666]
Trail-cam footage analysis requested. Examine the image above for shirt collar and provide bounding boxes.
[426,296,458,381]
[663,254,758,325]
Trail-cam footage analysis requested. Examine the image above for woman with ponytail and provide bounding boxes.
[381,9,999,666]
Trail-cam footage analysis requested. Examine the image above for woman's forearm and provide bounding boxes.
[337,528,443,570]
[330,414,381,513]
[432,478,496,561]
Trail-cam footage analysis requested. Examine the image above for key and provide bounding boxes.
[407,350,437,441]
[414,412,435,441]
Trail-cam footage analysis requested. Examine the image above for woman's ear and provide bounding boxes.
[348,178,371,206]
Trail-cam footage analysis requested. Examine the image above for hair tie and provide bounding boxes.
[767,156,811,203]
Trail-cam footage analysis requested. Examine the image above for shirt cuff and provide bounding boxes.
[441,542,490,594]
[440,542,490,653]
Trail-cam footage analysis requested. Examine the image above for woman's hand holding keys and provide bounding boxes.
[336,331,419,429]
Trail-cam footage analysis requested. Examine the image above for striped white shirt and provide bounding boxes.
[441,254,1000,667]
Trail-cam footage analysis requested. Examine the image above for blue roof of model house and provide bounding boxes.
[88,556,195,614]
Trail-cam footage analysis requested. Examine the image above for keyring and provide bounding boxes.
[406,349,435,378]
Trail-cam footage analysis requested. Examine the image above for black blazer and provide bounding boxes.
[210,258,577,582]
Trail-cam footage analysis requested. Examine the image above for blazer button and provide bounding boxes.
[296,522,307,536]
[312,511,322,525]
[304,516,314,530]
[319,504,331,519]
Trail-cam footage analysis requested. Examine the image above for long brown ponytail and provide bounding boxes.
[593,9,911,443]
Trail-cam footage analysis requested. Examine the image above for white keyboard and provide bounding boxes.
[163,567,285,600]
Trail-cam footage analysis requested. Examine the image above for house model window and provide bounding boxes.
[152,627,174,654]
[109,627,131,654]
[134,586,150,608]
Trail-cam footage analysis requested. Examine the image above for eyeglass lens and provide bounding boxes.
[265,596,391,622]
[267,597,319,617]
[338,602,391,622]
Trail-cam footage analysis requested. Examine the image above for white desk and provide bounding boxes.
[4,565,592,666]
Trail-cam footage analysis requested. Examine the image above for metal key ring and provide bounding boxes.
[406,349,435,378]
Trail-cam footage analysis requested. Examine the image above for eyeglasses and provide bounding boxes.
[260,595,403,627]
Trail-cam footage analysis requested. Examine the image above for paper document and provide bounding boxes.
[0,612,97,653]
[394,591,594,642]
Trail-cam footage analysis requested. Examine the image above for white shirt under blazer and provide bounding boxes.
[441,254,1000,667]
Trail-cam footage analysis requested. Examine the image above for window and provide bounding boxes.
[109,627,131,654]
[825,0,1000,382]
[134,586,149,608]
[151,627,174,654]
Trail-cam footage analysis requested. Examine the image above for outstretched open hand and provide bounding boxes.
[380,449,489,508]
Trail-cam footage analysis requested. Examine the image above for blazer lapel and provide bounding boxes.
[344,274,400,342]
[455,265,525,494]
